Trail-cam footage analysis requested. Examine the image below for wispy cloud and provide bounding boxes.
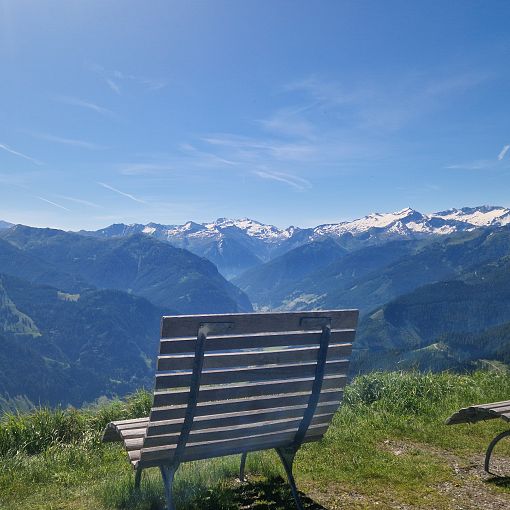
[105,78,121,95]
[57,195,102,208]
[498,144,510,161]
[118,163,176,176]
[0,143,42,165]
[30,132,105,150]
[445,160,495,170]
[97,182,145,203]
[37,196,71,211]
[90,63,167,93]
[447,143,510,170]
[55,96,115,118]
[252,170,311,191]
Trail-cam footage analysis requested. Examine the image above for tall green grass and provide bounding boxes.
[1,371,509,510]
[0,389,152,456]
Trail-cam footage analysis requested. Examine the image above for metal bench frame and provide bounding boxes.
[103,310,358,510]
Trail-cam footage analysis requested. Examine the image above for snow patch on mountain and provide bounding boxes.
[87,205,510,251]
[432,206,510,227]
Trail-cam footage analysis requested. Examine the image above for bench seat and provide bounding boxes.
[446,399,510,474]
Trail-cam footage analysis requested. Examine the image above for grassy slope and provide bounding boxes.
[1,372,509,510]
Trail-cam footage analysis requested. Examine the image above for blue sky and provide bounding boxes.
[1,0,510,230]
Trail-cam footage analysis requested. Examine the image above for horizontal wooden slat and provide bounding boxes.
[477,400,510,409]
[153,374,348,407]
[121,427,149,439]
[155,359,349,389]
[479,403,510,412]
[157,343,352,371]
[125,437,144,451]
[161,310,359,338]
[133,426,325,468]
[147,401,341,437]
[150,388,343,422]
[139,423,328,465]
[102,418,149,443]
[110,417,149,428]
[159,329,356,355]
[446,401,510,425]
[143,413,331,448]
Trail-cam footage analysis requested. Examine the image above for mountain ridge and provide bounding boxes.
[69,205,509,278]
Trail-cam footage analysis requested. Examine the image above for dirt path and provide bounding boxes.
[295,440,510,510]
[385,440,510,510]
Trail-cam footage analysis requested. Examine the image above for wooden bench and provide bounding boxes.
[102,310,359,510]
[446,400,510,474]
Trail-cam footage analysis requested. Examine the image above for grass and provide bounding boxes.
[1,371,510,509]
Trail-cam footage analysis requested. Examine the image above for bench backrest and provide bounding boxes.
[138,310,359,468]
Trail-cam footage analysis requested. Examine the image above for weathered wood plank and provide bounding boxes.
[150,389,343,422]
[159,330,356,355]
[161,310,359,338]
[140,423,328,464]
[133,425,326,468]
[120,427,149,439]
[143,413,331,448]
[155,359,349,389]
[153,374,347,407]
[476,400,510,409]
[109,417,150,427]
[157,343,352,371]
[102,419,149,442]
[147,401,341,437]
[125,437,144,451]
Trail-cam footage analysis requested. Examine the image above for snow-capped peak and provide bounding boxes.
[204,218,288,241]
[431,206,510,227]
[313,207,423,236]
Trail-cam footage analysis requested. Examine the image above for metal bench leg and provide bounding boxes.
[160,465,178,510]
[134,467,143,490]
[485,429,510,474]
[275,447,304,510]
[240,452,248,482]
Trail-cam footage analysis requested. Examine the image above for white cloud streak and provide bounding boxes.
[97,182,145,203]
[445,160,494,170]
[31,132,104,150]
[55,96,115,117]
[0,143,42,165]
[118,163,176,176]
[498,144,510,161]
[252,170,311,191]
[57,195,102,208]
[106,78,121,95]
[37,196,71,211]
[90,63,167,92]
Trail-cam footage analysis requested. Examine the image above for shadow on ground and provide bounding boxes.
[115,475,327,510]
[232,476,326,509]
[486,476,510,489]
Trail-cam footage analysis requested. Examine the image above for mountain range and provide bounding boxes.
[80,205,510,278]
[1,204,510,408]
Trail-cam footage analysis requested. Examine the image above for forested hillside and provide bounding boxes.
[0,226,252,407]
[0,226,251,313]
[354,255,510,372]
[0,273,163,407]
